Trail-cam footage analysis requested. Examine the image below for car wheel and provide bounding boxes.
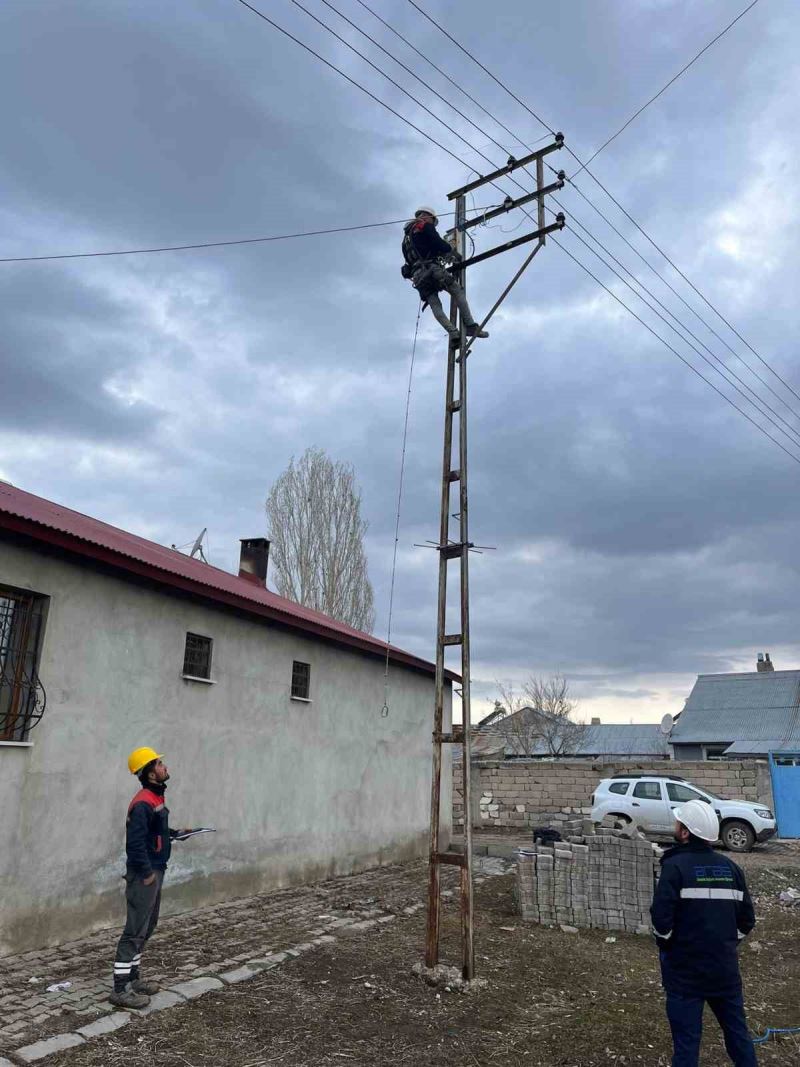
[721,820,755,852]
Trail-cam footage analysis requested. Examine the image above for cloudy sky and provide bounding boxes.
[2,0,798,724]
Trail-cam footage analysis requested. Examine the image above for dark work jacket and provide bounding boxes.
[651,841,755,996]
[403,219,454,262]
[125,783,175,876]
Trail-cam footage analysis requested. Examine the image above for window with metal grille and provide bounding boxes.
[291,660,311,700]
[0,585,47,742]
[183,633,213,680]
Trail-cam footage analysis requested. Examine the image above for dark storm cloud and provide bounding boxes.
[1,0,798,721]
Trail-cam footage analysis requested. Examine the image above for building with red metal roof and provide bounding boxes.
[0,481,454,953]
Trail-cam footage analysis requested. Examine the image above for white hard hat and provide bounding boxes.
[673,799,720,842]
[414,206,438,222]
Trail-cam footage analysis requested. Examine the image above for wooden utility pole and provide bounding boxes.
[425,135,566,980]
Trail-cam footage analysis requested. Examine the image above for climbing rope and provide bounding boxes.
[381,304,421,717]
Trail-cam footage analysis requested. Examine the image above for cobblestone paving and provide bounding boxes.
[0,860,466,1058]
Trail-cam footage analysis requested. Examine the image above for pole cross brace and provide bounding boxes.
[437,541,474,559]
[434,851,467,868]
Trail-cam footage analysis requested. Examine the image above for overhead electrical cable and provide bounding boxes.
[557,175,800,424]
[546,208,800,453]
[556,200,800,447]
[404,0,800,412]
[231,0,477,174]
[551,238,800,468]
[575,0,761,173]
[0,212,485,264]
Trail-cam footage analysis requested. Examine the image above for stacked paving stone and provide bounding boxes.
[516,824,660,934]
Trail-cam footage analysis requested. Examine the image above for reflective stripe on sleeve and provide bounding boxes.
[653,928,672,939]
[680,887,744,901]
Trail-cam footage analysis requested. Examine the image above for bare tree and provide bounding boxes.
[491,685,540,756]
[265,446,375,632]
[493,675,586,756]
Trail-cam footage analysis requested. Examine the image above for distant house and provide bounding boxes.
[670,654,800,760]
[468,707,670,760]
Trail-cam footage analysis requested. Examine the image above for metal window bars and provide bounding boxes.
[183,632,213,679]
[291,660,311,699]
[0,589,47,742]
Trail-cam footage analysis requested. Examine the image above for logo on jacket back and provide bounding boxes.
[693,865,734,884]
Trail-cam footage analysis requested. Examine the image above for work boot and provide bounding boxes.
[109,984,151,1010]
[465,324,489,339]
[131,977,161,995]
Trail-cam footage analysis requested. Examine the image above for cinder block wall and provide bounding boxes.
[452,759,772,831]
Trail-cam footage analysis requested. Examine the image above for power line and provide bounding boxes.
[406,0,556,137]
[552,237,800,468]
[557,175,800,425]
[404,1,800,414]
[575,0,761,174]
[550,208,800,453]
[232,0,477,174]
[0,213,439,261]
[0,209,497,264]
[560,200,800,447]
[318,0,512,162]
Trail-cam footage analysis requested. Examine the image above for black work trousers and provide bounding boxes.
[113,869,164,989]
[665,989,758,1066]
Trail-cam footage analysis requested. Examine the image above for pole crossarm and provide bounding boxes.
[454,215,565,270]
[446,133,564,200]
[457,175,565,233]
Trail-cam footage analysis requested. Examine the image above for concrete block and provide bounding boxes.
[169,977,224,1000]
[76,1012,131,1038]
[220,965,258,984]
[15,1033,85,1062]
[138,990,186,1016]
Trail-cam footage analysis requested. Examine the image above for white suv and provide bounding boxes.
[590,774,776,852]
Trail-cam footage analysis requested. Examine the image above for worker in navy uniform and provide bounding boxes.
[651,798,757,1066]
[401,206,489,346]
[110,747,187,1009]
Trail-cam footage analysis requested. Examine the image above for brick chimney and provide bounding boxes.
[238,538,269,586]
[591,717,601,726]
[756,652,775,673]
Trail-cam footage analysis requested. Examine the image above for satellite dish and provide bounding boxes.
[659,713,674,736]
[189,528,208,563]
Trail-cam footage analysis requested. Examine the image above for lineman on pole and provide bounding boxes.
[650,799,758,1066]
[110,747,184,1009]
[402,207,489,346]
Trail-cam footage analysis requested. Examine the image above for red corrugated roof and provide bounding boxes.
[0,481,456,682]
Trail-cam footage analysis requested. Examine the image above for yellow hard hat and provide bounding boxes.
[127,746,163,775]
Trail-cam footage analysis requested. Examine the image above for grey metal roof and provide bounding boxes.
[469,721,669,759]
[723,739,800,756]
[670,670,800,748]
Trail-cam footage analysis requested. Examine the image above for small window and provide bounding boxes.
[291,660,311,700]
[609,781,630,795]
[1,585,47,742]
[183,633,212,680]
[667,782,704,803]
[633,781,662,800]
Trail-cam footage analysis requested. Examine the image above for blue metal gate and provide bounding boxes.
[769,752,800,838]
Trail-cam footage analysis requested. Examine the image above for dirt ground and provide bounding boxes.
[45,844,800,1067]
